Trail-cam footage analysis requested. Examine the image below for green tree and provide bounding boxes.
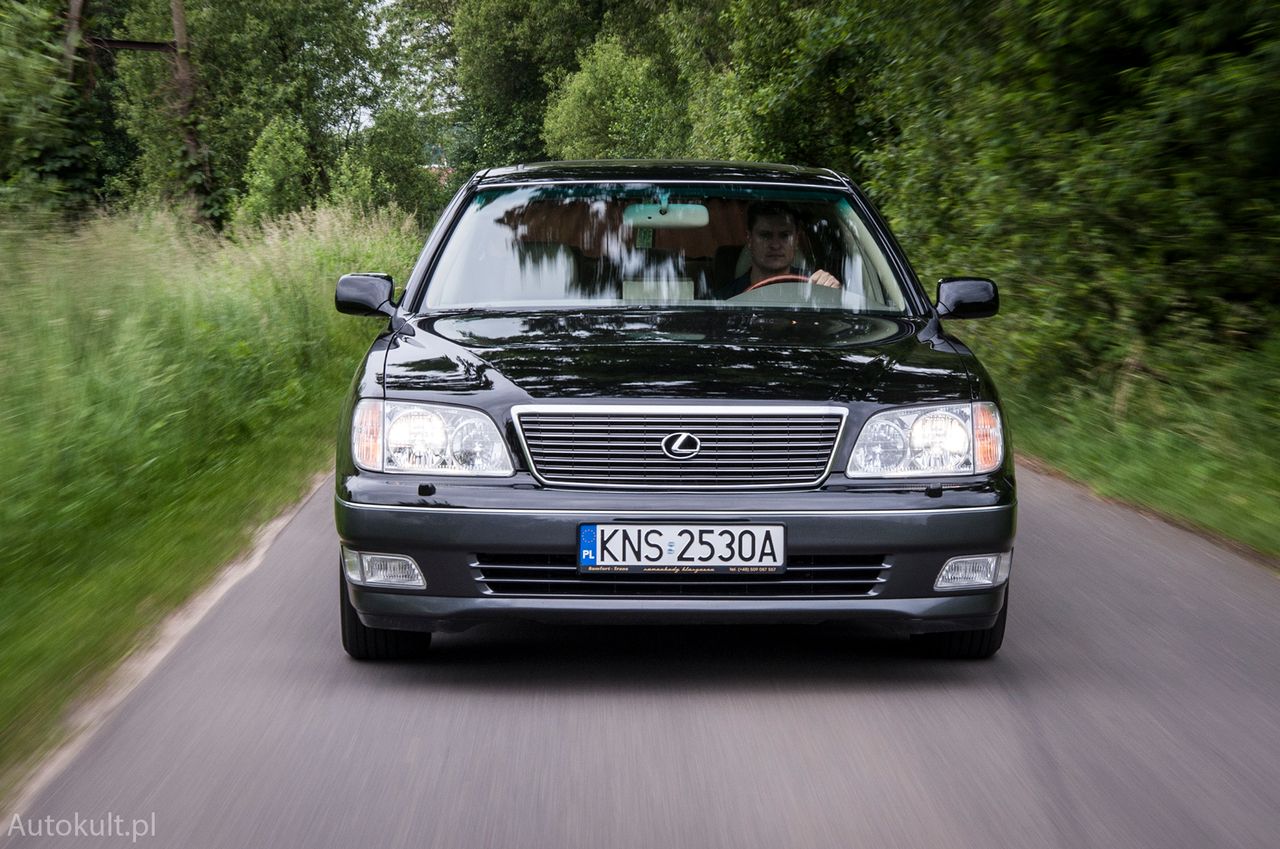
[233,116,312,227]
[652,0,882,172]
[376,0,459,116]
[856,0,1280,390]
[327,148,380,210]
[543,37,690,159]
[362,105,451,218]
[449,0,603,171]
[114,0,377,219]
[0,2,78,210]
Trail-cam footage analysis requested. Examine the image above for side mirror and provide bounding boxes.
[936,277,998,319]
[336,273,395,317]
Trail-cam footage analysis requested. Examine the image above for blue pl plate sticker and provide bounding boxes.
[578,525,597,567]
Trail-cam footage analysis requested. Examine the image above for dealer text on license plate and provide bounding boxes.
[577,524,785,574]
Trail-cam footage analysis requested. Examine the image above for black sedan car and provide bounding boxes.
[335,161,1014,660]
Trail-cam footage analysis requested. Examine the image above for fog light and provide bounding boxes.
[363,554,425,588]
[342,548,425,588]
[935,552,1011,591]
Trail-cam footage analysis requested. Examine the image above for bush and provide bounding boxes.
[0,2,78,211]
[544,37,689,159]
[232,117,314,228]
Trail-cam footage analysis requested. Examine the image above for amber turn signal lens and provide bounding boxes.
[973,402,1003,473]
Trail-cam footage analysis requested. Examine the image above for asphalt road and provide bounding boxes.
[4,466,1279,849]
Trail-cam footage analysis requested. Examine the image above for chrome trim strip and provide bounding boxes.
[336,496,1014,518]
[510,403,848,491]
[512,402,845,414]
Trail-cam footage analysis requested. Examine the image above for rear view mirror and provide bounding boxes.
[336,273,395,316]
[936,277,998,319]
[622,203,709,229]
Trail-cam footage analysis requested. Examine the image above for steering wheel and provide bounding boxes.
[743,273,811,293]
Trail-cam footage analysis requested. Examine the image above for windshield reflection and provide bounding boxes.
[424,185,910,314]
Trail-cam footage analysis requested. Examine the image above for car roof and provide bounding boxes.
[477,160,849,188]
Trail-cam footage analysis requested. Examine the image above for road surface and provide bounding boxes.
[4,466,1279,848]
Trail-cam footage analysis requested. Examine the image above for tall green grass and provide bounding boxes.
[966,331,1280,559]
[0,206,423,795]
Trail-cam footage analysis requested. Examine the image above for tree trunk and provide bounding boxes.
[169,0,213,214]
[63,0,87,76]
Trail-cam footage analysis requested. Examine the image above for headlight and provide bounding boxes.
[846,402,1003,477]
[351,399,514,475]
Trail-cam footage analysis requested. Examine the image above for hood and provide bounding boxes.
[381,309,972,404]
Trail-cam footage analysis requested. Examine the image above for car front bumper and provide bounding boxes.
[336,483,1016,636]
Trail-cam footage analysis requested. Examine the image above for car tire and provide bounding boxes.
[912,589,1008,660]
[340,572,432,660]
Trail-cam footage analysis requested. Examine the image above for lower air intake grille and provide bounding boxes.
[473,553,888,598]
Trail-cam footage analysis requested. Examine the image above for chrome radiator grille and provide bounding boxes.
[512,405,845,489]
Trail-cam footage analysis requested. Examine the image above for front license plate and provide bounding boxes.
[577,524,785,574]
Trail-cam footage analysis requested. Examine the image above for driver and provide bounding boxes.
[714,202,841,298]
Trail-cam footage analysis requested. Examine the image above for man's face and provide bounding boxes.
[748,214,797,274]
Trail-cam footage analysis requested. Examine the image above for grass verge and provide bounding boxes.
[0,205,423,801]
[974,337,1280,560]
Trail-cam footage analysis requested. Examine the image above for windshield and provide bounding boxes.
[422,183,911,314]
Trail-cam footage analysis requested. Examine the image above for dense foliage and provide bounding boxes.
[0,3,80,207]
[0,0,1276,549]
[1,0,448,221]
